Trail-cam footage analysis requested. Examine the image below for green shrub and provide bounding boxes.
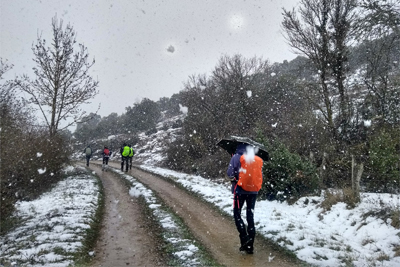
[163,138,193,172]
[258,140,320,203]
[365,128,400,193]
[163,135,229,178]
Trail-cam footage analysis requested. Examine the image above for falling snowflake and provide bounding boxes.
[167,45,175,53]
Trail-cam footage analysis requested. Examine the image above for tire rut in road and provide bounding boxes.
[84,163,166,267]
[107,162,304,267]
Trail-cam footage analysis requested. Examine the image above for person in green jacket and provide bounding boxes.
[83,145,92,167]
[128,144,135,170]
[120,143,130,172]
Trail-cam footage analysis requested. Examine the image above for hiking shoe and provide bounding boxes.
[239,237,251,251]
[245,246,253,254]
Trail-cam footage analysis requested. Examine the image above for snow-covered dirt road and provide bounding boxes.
[92,161,305,267]
[81,163,166,267]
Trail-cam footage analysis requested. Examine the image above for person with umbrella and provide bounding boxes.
[222,137,265,254]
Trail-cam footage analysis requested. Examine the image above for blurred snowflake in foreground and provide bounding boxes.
[167,45,175,53]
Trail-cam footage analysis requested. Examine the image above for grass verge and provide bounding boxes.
[73,168,105,266]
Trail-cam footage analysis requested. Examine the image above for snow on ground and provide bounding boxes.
[0,164,209,267]
[0,166,100,267]
[2,161,400,267]
[132,114,183,166]
[140,165,400,267]
[111,168,206,266]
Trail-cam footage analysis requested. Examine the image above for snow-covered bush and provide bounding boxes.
[259,140,319,203]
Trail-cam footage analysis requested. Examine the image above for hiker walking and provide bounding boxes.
[120,143,130,172]
[84,145,92,167]
[102,146,112,171]
[128,144,135,170]
[227,143,263,254]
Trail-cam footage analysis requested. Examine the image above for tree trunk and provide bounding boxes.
[351,155,363,202]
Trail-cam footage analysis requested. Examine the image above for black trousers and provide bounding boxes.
[233,193,257,246]
[86,156,91,166]
[121,156,129,171]
[103,156,109,165]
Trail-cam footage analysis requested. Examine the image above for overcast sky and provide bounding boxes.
[1,0,299,120]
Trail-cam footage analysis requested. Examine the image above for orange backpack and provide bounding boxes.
[237,155,263,192]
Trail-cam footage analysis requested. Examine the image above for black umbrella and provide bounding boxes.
[216,136,269,161]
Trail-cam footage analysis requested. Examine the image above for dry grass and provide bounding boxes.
[319,190,343,212]
[391,208,400,229]
[319,187,360,213]
[376,252,390,261]
[342,187,359,209]
[394,245,400,257]
[360,207,400,231]
[361,238,375,246]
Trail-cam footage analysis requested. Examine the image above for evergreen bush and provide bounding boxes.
[258,140,320,203]
[365,128,400,193]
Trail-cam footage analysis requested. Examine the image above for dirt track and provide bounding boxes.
[82,163,165,267]
[86,161,304,266]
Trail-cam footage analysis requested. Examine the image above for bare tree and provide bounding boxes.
[282,0,358,139]
[358,0,400,35]
[17,16,99,136]
[356,0,400,124]
[211,54,271,134]
[0,59,27,127]
[0,58,13,79]
[1,58,17,127]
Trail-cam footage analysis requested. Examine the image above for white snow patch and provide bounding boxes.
[129,187,142,197]
[107,135,116,140]
[364,120,372,127]
[0,166,99,266]
[140,165,400,267]
[179,104,188,114]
